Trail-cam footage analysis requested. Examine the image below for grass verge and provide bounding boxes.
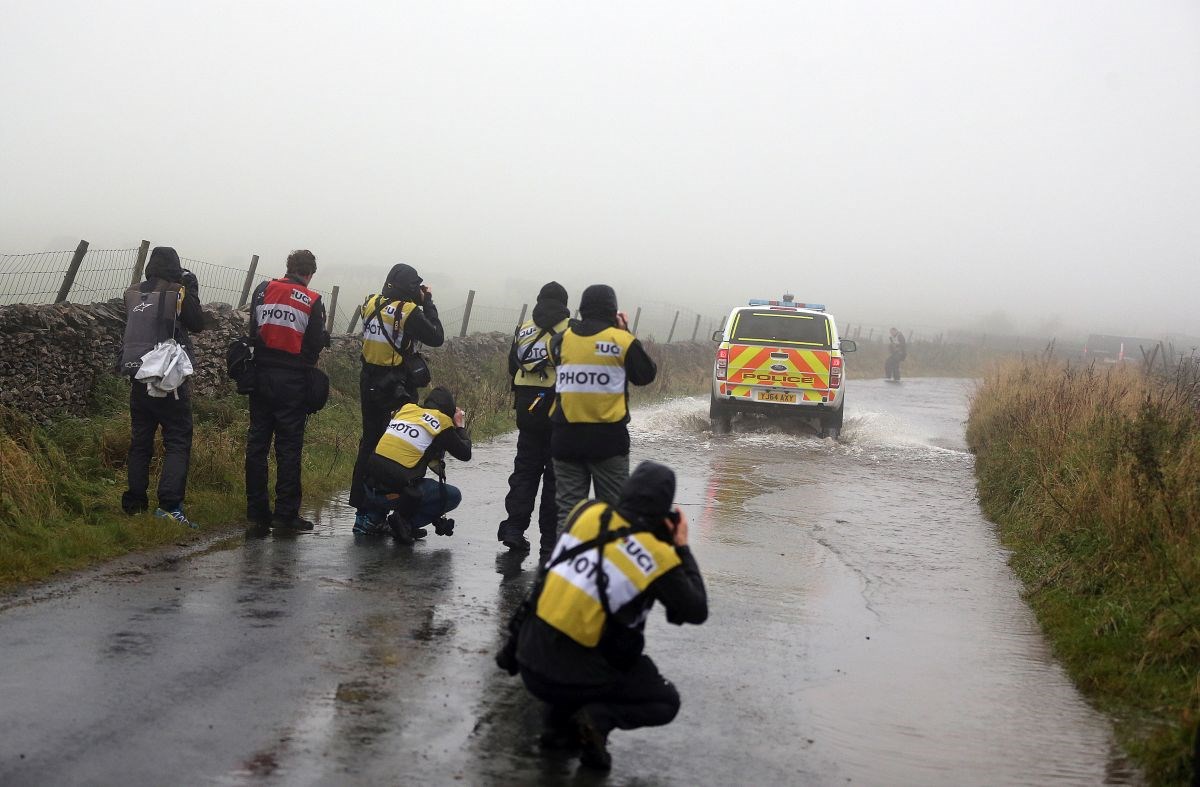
[1,339,714,590]
[966,357,1199,785]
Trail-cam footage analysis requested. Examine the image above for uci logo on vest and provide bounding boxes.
[421,412,442,431]
[291,290,312,306]
[594,341,621,357]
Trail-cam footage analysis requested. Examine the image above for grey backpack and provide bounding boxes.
[119,283,181,377]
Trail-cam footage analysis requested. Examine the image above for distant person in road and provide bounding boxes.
[360,386,471,544]
[350,263,445,534]
[244,250,330,533]
[511,461,707,771]
[496,281,572,560]
[548,284,657,533]
[120,246,205,527]
[886,327,907,381]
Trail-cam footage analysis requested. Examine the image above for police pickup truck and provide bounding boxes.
[709,297,856,437]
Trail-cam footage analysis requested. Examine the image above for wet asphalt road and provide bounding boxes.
[0,379,1133,785]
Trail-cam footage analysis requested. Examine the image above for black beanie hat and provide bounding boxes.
[423,386,456,418]
[537,281,568,306]
[618,461,676,521]
[579,284,618,321]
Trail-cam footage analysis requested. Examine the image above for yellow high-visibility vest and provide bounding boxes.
[374,403,452,468]
[512,318,569,388]
[361,294,417,367]
[536,501,681,647]
[554,327,635,423]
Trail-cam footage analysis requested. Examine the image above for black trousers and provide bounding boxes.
[498,426,557,552]
[123,382,193,512]
[349,366,414,511]
[519,655,681,734]
[245,367,309,520]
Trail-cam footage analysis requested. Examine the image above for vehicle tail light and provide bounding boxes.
[715,348,728,380]
[829,356,843,388]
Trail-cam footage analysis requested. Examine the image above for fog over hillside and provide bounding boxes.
[3,1,1198,339]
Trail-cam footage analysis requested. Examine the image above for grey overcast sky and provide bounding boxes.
[2,1,1198,337]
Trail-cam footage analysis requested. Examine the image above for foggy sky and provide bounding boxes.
[2,1,1198,337]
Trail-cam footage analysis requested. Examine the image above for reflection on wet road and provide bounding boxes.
[0,379,1133,785]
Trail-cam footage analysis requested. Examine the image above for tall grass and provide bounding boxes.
[967,357,1200,785]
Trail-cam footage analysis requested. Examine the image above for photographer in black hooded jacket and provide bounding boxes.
[120,246,205,527]
[515,460,707,771]
[496,281,571,559]
[350,263,445,533]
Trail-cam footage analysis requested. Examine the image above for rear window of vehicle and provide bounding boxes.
[730,310,831,347]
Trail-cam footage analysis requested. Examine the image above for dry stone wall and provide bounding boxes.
[0,301,248,422]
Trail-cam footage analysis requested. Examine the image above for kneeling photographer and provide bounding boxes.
[503,460,707,772]
[350,263,445,531]
[358,387,470,543]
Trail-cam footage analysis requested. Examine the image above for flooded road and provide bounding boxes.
[0,379,1131,785]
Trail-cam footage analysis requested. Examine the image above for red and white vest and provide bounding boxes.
[256,278,319,355]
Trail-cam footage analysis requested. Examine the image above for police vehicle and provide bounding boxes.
[709,296,856,437]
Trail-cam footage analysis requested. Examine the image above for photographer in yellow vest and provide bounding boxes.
[350,263,445,533]
[548,284,656,533]
[496,281,572,560]
[361,386,470,544]
[513,461,707,771]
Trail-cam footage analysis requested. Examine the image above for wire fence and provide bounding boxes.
[0,239,725,342]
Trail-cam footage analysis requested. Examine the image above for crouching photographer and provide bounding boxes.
[357,387,470,543]
[498,460,707,772]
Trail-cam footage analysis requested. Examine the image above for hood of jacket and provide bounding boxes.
[616,460,676,538]
[423,386,456,418]
[145,247,183,283]
[381,263,423,302]
[531,280,570,330]
[579,284,618,323]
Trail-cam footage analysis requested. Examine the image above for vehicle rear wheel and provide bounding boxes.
[819,402,845,439]
[709,395,733,434]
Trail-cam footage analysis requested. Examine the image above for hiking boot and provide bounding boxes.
[352,512,388,536]
[497,525,531,552]
[433,517,455,537]
[272,515,315,532]
[155,506,197,529]
[389,513,415,545]
[412,526,429,539]
[248,507,272,528]
[574,709,611,771]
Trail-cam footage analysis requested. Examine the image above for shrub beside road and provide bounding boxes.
[968,358,1200,785]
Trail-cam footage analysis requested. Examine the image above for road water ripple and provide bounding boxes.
[0,378,1136,785]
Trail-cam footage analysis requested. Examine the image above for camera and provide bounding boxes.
[666,508,681,525]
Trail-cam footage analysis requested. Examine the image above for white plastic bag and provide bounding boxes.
[135,340,194,397]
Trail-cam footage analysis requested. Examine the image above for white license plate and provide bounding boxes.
[756,390,797,404]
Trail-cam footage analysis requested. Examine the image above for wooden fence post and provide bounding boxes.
[54,240,89,303]
[690,313,701,341]
[347,306,361,335]
[238,254,259,308]
[515,303,528,333]
[631,306,642,335]
[666,310,680,343]
[326,285,340,333]
[459,289,475,337]
[129,240,150,286]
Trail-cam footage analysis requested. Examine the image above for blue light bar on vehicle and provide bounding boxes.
[748,298,825,311]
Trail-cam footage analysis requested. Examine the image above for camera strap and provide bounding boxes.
[365,296,409,362]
